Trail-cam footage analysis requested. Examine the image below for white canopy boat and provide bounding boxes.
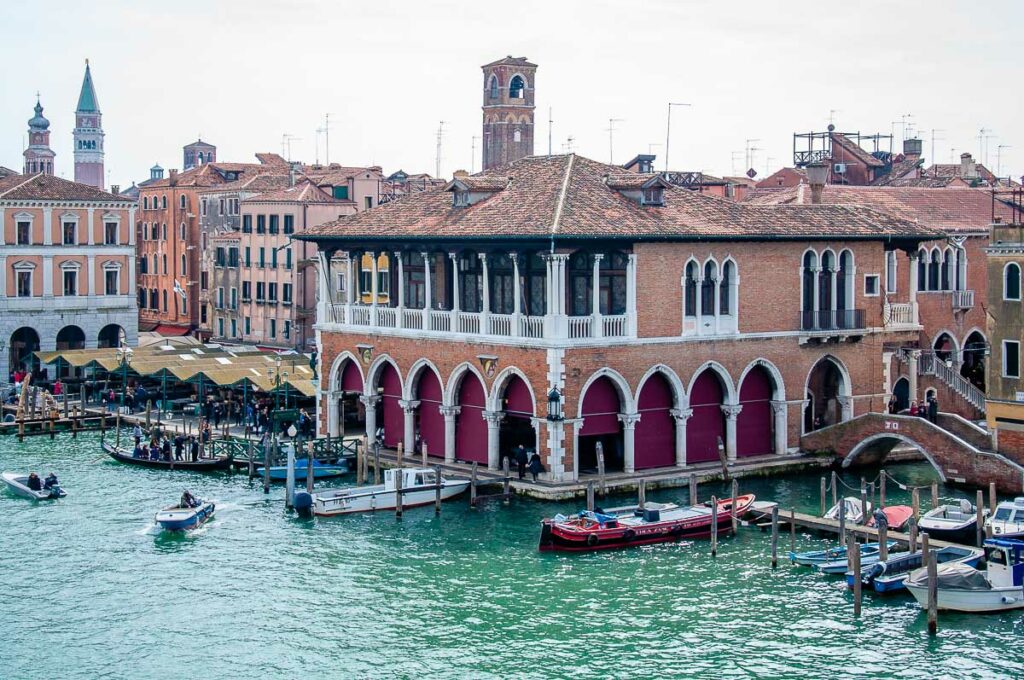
[905,539,1024,613]
[2,471,66,500]
[312,467,469,516]
[823,496,864,524]
[986,497,1024,539]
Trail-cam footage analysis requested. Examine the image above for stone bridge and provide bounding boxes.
[800,412,1024,494]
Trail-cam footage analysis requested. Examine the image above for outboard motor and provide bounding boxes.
[47,485,62,499]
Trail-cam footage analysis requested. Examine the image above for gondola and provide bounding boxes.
[102,442,232,471]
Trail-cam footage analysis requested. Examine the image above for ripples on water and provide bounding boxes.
[1,434,1022,679]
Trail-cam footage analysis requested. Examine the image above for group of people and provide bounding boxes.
[509,445,544,482]
[887,393,940,424]
[131,429,203,463]
[25,472,59,491]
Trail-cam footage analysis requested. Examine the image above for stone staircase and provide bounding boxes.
[896,349,986,414]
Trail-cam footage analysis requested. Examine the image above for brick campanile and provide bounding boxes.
[481,56,536,171]
[73,60,105,189]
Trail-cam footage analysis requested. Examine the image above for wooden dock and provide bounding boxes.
[769,510,965,551]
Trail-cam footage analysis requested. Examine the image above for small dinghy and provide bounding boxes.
[2,471,65,500]
[257,458,349,481]
[815,542,899,574]
[155,492,215,531]
[906,540,1024,613]
[789,541,896,568]
[823,497,864,524]
[868,505,914,531]
[313,468,469,516]
[847,546,983,592]
[919,500,986,545]
[985,498,1024,540]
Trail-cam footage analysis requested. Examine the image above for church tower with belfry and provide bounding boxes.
[23,96,55,175]
[481,56,536,171]
[73,60,105,189]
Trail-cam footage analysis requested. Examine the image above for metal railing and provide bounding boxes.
[800,309,865,332]
[918,351,987,413]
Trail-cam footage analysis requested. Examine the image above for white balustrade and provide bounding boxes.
[885,302,915,326]
[457,312,480,334]
[602,314,627,337]
[568,316,593,339]
[402,309,424,329]
[376,307,397,328]
[952,289,975,310]
[349,306,371,326]
[488,313,513,336]
[520,315,544,338]
[429,310,451,332]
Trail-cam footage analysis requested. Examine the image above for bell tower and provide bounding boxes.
[481,56,536,171]
[73,60,105,189]
[23,96,55,175]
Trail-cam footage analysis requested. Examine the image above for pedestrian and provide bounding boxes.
[527,451,544,482]
[162,437,172,461]
[213,402,222,429]
[515,444,528,480]
[189,435,199,462]
[887,395,897,414]
[133,423,143,447]
[928,396,939,424]
[174,433,185,461]
[53,379,63,397]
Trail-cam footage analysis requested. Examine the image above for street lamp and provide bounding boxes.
[115,345,134,413]
[547,387,563,422]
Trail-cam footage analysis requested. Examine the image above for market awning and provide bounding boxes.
[154,325,192,337]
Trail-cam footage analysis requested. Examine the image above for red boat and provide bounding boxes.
[539,494,756,552]
[868,504,914,531]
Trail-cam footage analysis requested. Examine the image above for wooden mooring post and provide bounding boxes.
[990,482,998,515]
[879,469,887,507]
[306,442,315,495]
[373,442,381,486]
[878,522,888,560]
[770,505,779,568]
[470,461,478,507]
[790,508,796,553]
[911,488,920,520]
[710,496,718,557]
[921,531,931,568]
[731,479,739,534]
[689,474,698,506]
[831,471,838,508]
[860,483,868,525]
[976,490,985,547]
[638,479,646,510]
[247,440,255,481]
[586,481,595,512]
[927,548,939,635]
[908,517,918,553]
[421,442,428,468]
[597,447,607,498]
[395,467,403,519]
[820,476,827,516]
[931,482,939,510]
[838,496,847,544]
[263,439,271,495]
[396,442,404,470]
[434,465,442,514]
[115,412,121,448]
[849,532,862,617]
[355,442,363,487]
[502,457,511,506]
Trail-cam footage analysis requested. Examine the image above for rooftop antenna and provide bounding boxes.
[607,118,625,164]
[281,134,301,161]
[978,127,991,166]
[664,102,691,171]
[929,129,944,167]
[748,146,762,173]
[562,136,576,153]
[744,139,761,173]
[950,147,957,164]
[435,121,446,179]
[983,130,997,168]
[548,107,553,156]
[764,156,775,176]
[730,151,743,176]
[323,113,333,165]
[471,136,479,173]
[997,145,1012,177]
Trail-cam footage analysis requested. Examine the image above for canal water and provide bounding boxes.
[1,433,1022,679]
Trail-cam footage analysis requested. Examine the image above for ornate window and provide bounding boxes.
[684,261,699,317]
[488,75,499,99]
[720,260,735,314]
[1004,262,1021,301]
[509,75,525,99]
[701,261,717,315]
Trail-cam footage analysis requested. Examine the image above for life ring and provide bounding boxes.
[622,529,636,541]
[586,533,599,547]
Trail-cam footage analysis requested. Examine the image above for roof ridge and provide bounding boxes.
[550,154,574,234]
[0,174,38,198]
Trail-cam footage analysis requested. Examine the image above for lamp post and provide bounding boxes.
[547,387,564,481]
[115,345,134,413]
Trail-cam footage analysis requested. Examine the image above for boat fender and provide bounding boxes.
[1002,596,1018,604]
[623,529,636,541]
[586,533,599,547]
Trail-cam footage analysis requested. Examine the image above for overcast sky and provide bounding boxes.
[2,0,1020,189]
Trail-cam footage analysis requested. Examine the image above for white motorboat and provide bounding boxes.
[905,538,1024,613]
[823,496,864,524]
[312,467,469,516]
[155,500,216,531]
[986,497,1024,539]
[918,499,986,545]
[2,471,66,500]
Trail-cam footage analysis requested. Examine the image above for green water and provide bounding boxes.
[1,434,1022,679]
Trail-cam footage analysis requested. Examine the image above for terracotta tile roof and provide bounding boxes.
[830,133,885,168]
[305,166,383,187]
[741,184,1011,234]
[0,173,132,202]
[254,153,289,168]
[298,154,938,243]
[245,179,343,204]
[196,173,292,195]
[875,177,957,188]
[871,157,923,186]
[481,55,537,68]
[448,175,512,192]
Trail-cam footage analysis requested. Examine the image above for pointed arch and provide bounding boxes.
[804,354,853,432]
[685,360,736,406]
[365,353,402,395]
[635,364,685,408]
[931,330,961,363]
[328,350,365,392]
[404,358,445,401]
[634,365,684,470]
[737,359,784,458]
[737,359,786,402]
[489,365,537,414]
[445,361,488,407]
[449,362,488,464]
[576,367,634,417]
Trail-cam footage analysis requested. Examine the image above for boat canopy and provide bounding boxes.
[906,563,991,591]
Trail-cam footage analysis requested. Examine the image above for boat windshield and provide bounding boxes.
[994,507,1015,521]
[987,547,1009,566]
[417,472,436,486]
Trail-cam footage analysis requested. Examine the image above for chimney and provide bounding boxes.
[453,169,470,178]
[289,161,300,187]
[169,169,179,187]
[960,153,977,179]
[806,162,828,204]
[111,184,120,195]
[903,138,922,157]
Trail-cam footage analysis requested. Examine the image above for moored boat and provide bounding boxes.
[919,500,987,545]
[103,441,232,472]
[823,497,864,524]
[155,499,216,531]
[814,542,899,574]
[257,458,349,481]
[868,505,914,531]
[985,498,1024,539]
[2,471,66,500]
[846,546,984,593]
[538,494,756,552]
[312,467,469,516]
[905,539,1024,613]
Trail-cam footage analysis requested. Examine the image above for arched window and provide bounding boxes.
[955,248,965,291]
[509,75,525,99]
[143,197,149,210]
[818,250,834,314]
[917,248,927,291]
[161,195,167,209]
[490,254,515,314]
[928,249,940,291]
[719,260,735,314]
[180,223,186,240]
[568,252,591,316]
[701,261,717,315]
[1005,262,1021,301]
[162,254,167,274]
[180,254,186,275]
[802,251,817,318]
[521,252,547,317]
[179,195,186,209]
[837,250,853,312]
[162,289,168,311]
[684,261,698,317]
[942,249,952,291]
[488,75,499,99]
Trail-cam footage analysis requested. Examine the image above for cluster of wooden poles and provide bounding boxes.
[10,384,108,441]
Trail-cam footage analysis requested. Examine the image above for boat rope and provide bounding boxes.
[825,470,934,495]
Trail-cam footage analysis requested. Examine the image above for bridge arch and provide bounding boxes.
[842,432,947,482]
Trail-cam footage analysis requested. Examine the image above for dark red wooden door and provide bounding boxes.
[379,363,403,448]
[456,373,487,463]
[687,370,725,463]
[737,366,773,457]
[416,370,444,458]
[635,373,675,469]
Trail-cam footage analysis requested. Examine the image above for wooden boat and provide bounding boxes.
[823,497,864,524]
[155,500,216,531]
[847,546,984,593]
[312,468,469,516]
[257,458,349,481]
[102,442,232,471]
[538,494,756,552]
[868,505,914,531]
[2,471,66,500]
[919,500,986,545]
[814,542,899,574]
[789,541,895,567]
[985,498,1024,539]
[905,539,1024,613]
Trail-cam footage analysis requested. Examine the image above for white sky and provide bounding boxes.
[2,0,1020,188]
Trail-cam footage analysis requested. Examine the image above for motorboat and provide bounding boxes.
[985,498,1024,539]
[2,471,65,500]
[905,539,1024,613]
[846,546,984,593]
[155,499,216,531]
[103,441,232,471]
[814,542,900,574]
[823,497,864,524]
[312,468,469,516]
[919,500,987,545]
[789,541,897,568]
[257,458,349,481]
[538,494,756,552]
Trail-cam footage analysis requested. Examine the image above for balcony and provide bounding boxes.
[800,309,865,333]
[952,289,975,310]
[883,301,917,329]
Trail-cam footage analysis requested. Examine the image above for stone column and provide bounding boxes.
[369,251,379,327]
[511,252,521,336]
[345,252,355,321]
[626,252,638,336]
[694,270,704,332]
[770,400,788,455]
[618,412,641,473]
[399,399,420,453]
[810,265,821,328]
[449,252,460,329]
[395,252,405,328]
[360,395,381,444]
[670,407,692,467]
[327,391,341,437]
[483,410,503,470]
[837,394,854,423]
[480,253,490,333]
[591,253,603,338]
[0,255,7,297]
[908,349,920,404]
[908,251,920,324]
[441,405,460,463]
[422,251,432,328]
[712,272,721,334]
[43,207,52,246]
[87,208,95,246]
[721,404,742,462]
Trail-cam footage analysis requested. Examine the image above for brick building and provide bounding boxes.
[0,173,137,376]
[299,153,937,482]
[73,62,105,190]
[481,56,535,171]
